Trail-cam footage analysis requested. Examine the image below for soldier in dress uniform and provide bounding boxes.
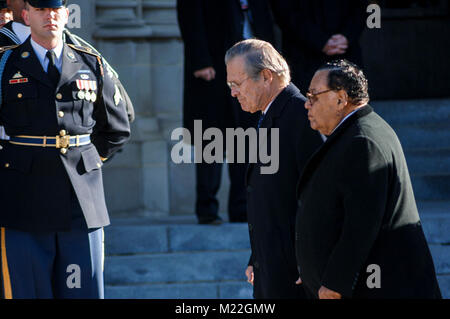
[0,0,134,150]
[0,0,131,298]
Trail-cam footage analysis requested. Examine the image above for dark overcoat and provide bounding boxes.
[295,105,442,298]
[246,84,322,298]
[176,0,275,137]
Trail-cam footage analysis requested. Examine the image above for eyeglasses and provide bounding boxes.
[306,88,334,105]
[227,76,250,90]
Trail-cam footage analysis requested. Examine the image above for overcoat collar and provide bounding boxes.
[296,104,374,197]
[245,83,303,185]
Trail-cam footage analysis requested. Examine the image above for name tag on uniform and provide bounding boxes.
[9,71,28,84]
[9,78,28,84]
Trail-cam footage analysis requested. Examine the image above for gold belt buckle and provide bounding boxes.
[56,135,71,149]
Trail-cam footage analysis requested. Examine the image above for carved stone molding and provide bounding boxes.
[94,0,180,39]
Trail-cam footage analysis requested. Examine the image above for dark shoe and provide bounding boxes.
[198,216,223,225]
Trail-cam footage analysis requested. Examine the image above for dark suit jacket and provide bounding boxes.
[0,39,130,232]
[246,83,322,298]
[295,105,441,298]
[271,0,366,92]
[176,0,275,137]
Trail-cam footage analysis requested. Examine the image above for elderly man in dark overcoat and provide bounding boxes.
[225,39,322,298]
[295,60,441,299]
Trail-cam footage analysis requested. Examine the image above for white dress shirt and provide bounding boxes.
[322,106,364,141]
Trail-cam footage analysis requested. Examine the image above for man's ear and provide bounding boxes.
[336,89,348,108]
[63,7,70,25]
[261,69,273,84]
[22,8,29,26]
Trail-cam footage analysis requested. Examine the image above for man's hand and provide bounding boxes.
[322,34,348,56]
[318,285,342,299]
[245,266,254,286]
[295,276,302,285]
[193,67,216,81]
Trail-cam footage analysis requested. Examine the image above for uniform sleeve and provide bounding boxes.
[320,136,388,298]
[176,0,213,71]
[91,58,131,159]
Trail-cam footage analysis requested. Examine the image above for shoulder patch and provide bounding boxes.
[67,44,100,57]
[0,45,20,53]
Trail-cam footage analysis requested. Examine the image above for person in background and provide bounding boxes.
[0,1,13,27]
[270,0,367,93]
[177,0,275,224]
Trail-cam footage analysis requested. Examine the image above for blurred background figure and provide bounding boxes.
[0,1,13,28]
[176,0,275,225]
[271,0,367,93]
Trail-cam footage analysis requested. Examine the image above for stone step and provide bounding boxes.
[105,201,449,256]
[419,201,450,244]
[392,124,450,150]
[372,98,450,126]
[105,250,251,285]
[104,275,449,299]
[105,281,253,299]
[411,174,450,201]
[405,148,450,175]
[429,244,450,275]
[104,244,449,284]
[105,221,250,256]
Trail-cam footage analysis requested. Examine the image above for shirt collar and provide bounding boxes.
[11,22,30,44]
[330,106,364,135]
[30,37,64,71]
[262,98,274,115]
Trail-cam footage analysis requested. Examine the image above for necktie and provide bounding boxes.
[257,112,265,129]
[46,50,60,87]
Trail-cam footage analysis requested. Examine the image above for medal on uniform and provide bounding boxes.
[21,51,30,58]
[77,90,85,100]
[90,92,97,103]
[85,91,91,101]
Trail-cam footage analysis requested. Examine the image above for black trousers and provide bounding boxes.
[195,161,248,223]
